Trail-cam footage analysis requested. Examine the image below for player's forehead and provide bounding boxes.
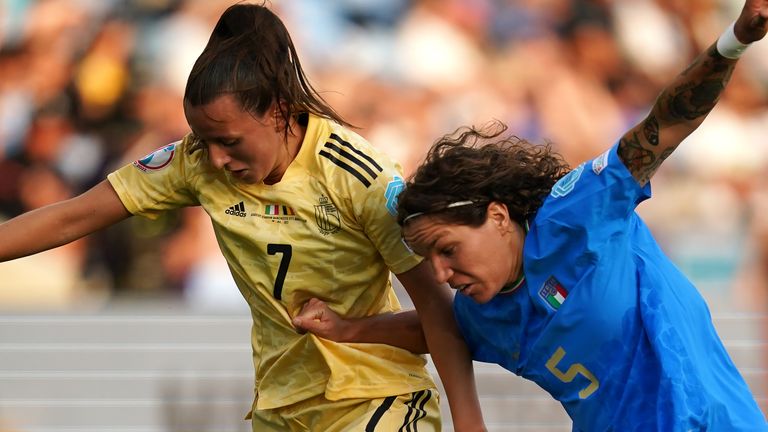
[402,217,457,252]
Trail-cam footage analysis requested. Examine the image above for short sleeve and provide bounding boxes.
[353,159,421,275]
[107,138,200,219]
[537,143,651,230]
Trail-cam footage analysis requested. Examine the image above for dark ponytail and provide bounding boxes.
[184,2,350,145]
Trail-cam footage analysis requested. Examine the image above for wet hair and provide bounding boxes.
[397,121,570,228]
[184,2,350,150]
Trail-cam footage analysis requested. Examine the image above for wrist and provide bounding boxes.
[337,318,358,343]
[717,21,751,59]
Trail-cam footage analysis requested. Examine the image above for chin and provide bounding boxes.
[237,174,260,184]
[466,291,493,305]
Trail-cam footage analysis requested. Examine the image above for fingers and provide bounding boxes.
[292,298,328,332]
[734,2,768,43]
[291,298,349,342]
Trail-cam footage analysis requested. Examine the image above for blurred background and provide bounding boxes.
[0,0,765,431]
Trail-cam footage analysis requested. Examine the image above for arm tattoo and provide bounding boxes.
[619,45,736,185]
[666,79,727,120]
[643,115,659,146]
[618,131,674,185]
[659,46,734,124]
[618,131,655,185]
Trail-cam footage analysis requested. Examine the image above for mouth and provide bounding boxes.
[229,169,248,179]
[452,283,471,293]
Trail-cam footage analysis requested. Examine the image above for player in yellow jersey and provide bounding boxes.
[0,3,486,431]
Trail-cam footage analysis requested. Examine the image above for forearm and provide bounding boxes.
[0,202,86,261]
[398,263,486,431]
[343,310,429,354]
[655,44,737,130]
[418,296,484,431]
[618,43,737,185]
[0,180,130,262]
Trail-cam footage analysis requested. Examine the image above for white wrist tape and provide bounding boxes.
[716,22,750,59]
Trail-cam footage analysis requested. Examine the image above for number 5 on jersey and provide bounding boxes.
[545,346,599,399]
[267,244,292,300]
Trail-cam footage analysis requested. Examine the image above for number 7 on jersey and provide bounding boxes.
[267,243,292,300]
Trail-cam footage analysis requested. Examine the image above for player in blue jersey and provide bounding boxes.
[387,1,768,430]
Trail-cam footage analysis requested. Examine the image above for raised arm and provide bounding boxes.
[0,180,131,262]
[617,0,768,186]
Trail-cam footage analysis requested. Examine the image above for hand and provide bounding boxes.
[292,298,350,341]
[735,0,768,43]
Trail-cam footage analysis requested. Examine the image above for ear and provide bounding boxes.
[271,101,289,132]
[486,201,511,230]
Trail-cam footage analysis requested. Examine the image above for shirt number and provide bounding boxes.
[545,346,599,399]
[267,243,292,300]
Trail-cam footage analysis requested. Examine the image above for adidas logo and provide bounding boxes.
[225,201,247,217]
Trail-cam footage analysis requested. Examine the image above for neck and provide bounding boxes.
[284,123,304,159]
[500,219,528,293]
[264,119,306,185]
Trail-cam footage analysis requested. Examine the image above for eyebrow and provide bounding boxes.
[404,233,440,257]
[191,132,236,143]
[210,135,236,142]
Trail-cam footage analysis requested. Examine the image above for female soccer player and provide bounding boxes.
[300,0,768,430]
[0,3,485,431]
[396,1,768,429]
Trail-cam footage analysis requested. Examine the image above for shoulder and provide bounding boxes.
[307,116,399,191]
[538,144,650,221]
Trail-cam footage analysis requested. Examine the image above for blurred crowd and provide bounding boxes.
[0,0,766,311]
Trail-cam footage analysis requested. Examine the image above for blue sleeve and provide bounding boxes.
[524,143,652,279]
[537,143,651,231]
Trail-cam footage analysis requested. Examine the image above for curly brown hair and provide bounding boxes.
[397,121,570,227]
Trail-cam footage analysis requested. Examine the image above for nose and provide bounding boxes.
[207,143,231,170]
[430,256,454,285]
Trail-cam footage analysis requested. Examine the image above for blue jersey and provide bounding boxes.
[454,144,767,431]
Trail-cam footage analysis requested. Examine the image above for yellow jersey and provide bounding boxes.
[107,114,436,410]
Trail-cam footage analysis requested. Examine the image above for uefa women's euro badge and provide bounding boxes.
[133,143,177,172]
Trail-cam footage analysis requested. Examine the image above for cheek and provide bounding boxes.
[474,238,511,280]
[235,145,265,166]
[252,141,280,165]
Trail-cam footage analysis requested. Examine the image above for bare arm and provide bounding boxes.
[0,180,131,262]
[618,1,768,186]
[397,261,485,432]
[292,298,428,354]
[293,262,486,430]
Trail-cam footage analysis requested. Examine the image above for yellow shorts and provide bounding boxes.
[250,388,441,431]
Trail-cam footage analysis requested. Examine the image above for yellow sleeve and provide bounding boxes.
[327,130,421,275]
[107,138,200,219]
